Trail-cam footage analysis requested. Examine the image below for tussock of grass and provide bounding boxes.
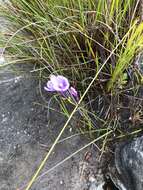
[0,0,143,155]
[0,0,143,140]
[1,0,142,90]
[0,1,143,189]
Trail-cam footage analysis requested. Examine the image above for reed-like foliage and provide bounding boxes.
[0,0,142,91]
[1,1,143,189]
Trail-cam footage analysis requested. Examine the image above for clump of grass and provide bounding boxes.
[1,0,142,90]
[0,0,143,159]
[0,1,143,189]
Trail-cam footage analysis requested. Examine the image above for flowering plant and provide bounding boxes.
[44,75,79,101]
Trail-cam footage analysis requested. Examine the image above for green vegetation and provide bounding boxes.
[1,0,142,89]
[0,1,143,189]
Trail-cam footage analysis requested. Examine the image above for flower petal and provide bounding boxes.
[44,80,55,92]
[69,86,78,97]
[44,86,55,92]
[47,81,55,91]
[54,75,70,91]
[50,75,58,85]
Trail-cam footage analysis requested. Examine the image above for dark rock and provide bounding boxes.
[109,136,143,190]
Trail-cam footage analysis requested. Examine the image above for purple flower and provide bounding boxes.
[69,86,79,101]
[69,87,78,97]
[44,75,70,92]
[44,75,79,102]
